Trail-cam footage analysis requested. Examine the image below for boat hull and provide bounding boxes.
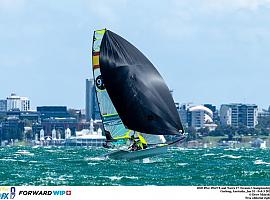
[106,145,168,161]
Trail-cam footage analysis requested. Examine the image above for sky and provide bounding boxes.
[1,0,270,110]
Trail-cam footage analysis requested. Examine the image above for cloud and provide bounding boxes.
[145,0,270,41]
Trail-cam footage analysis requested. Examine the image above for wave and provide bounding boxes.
[254,160,270,165]
[57,157,70,160]
[0,158,17,162]
[84,156,107,161]
[202,153,216,156]
[102,176,139,181]
[14,150,34,156]
[220,155,242,159]
[177,163,189,166]
[29,161,38,163]
[88,163,98,166]
[224,148,240,151]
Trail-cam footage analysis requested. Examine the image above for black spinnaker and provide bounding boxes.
[99,30,184,136]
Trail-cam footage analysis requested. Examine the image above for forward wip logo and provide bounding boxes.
[0,187,16,199]
[18,190,71,196]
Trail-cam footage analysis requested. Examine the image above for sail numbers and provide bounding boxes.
[95,75,105,90]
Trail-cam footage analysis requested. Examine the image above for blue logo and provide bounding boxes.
[52,190,71,196]
[0,187,15,199]
[10,187,15,199]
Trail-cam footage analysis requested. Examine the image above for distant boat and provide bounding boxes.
[251,138,266,149]
[92,29,185,160]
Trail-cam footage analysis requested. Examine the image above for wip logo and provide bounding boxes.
[53,190,71,196]
[0,187,16,199]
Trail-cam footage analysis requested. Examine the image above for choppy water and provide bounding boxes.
[1,146,270,185]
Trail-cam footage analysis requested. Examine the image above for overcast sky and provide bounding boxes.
[1,0,270,110]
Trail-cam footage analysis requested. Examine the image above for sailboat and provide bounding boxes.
[92,29,185,160]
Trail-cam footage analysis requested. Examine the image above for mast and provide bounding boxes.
[92,29,131,140]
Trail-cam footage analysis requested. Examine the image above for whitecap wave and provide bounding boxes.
[177,163,189,166]
[15,150,34,156]
[29,161,38,163]
[102,176,139,181]
[202,153,216,156]
[220,155,241,159]
[17,159,27,163]
[224,148,240,151]
[45,149,56,153]
[0,158,17,162]
[88,163,98,166]
[169,147,185,151]
[254,160,270,165]
[57,157,69,160]
[85,156,107,161]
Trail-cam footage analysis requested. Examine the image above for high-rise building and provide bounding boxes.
[177,104,217,130]
[187,105,216,130]
[220,104,258,128]
[6,93,30,111]
[204,104,219,122]
[85,78,100,121]
[177,103,189,128]
[0,99,7,112]
[21,97,30,111]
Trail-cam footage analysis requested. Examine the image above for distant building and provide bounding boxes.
[187,105,217,130]
[19,111,40,122]
[258,107,270,118]
[188,105,213,129]
[0,117,24,141]
[41,117,77,137]
[20,97,30,111]
[85,78,100,121]
[35,106,78,136]
[6,93,30,111]
[177,103,217,130]
[177,103,189,128]
[220,104,258,128]
[37,106,70,120]
[68,109,83,122]
[0,99,7,112]
[204,104,219,122]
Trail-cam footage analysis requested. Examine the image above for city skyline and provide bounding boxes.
[1,1,270,109]
[0,89,268,112]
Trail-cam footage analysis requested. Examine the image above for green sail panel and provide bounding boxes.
[92,29,131,139]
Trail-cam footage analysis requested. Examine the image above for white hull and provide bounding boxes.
[106,145,168,161]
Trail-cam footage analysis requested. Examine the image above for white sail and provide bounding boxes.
[140,133,166,144]
[92,29,131,139]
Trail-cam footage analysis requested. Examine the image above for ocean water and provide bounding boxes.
[1,146,270,186]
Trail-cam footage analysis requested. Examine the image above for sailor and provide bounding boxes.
[137,133,147,149]
[128,135,138,151]
[128,134,147,151]
[105,130,114,141]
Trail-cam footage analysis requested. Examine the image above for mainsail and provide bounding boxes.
[99,30,184,136]
[92,29,131,139]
